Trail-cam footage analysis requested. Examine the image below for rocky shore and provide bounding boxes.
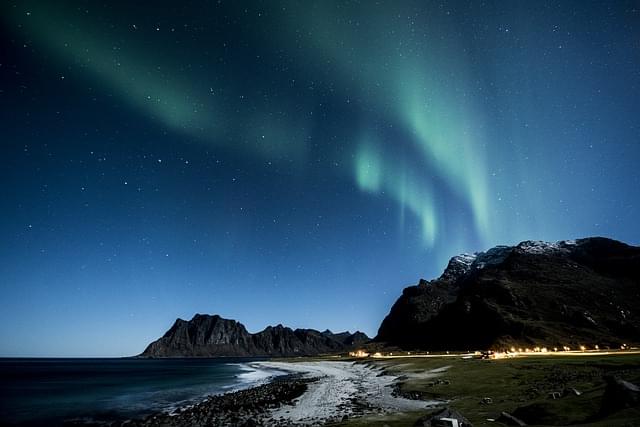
[65,375,318,427]
[63,360,437,427]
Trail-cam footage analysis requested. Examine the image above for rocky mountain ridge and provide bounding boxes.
[377,237,640,351]
[140,314,369,357]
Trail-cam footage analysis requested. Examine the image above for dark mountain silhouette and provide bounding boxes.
[140,314,369,357]
[377,237,640,351]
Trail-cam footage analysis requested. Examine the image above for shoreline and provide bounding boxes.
[65,374,317,427]
[252,360,438,425]
[67,360,439,427]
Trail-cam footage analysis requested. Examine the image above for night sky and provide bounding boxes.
[1,1,639,356]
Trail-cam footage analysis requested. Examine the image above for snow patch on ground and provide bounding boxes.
[515,240,576,255]
[396,365,451,380]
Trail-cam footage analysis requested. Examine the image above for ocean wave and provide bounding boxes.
[226,363,288,389]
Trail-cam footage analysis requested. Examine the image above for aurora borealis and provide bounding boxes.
[1,1,639,356]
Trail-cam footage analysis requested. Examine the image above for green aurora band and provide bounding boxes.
[4,3,310,164]
[280,2,492,245]
[6,1,494,251]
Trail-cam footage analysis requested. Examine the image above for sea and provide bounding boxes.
[0,357,284,426]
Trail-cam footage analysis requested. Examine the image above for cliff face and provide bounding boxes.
[377,237,640,351]
[142,314,256,357]
[251,326,344,356]
[141,314,369,357]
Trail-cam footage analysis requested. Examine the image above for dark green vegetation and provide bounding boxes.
[341,354,640,427]
[377,238,640,351]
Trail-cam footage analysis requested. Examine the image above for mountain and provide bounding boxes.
[322,329,370,347]
[377,237,640,351]
[140,314,370,357]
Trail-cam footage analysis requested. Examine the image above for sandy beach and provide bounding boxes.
[253,360,438,425]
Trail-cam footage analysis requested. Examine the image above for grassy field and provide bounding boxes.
[339,353,640,427]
